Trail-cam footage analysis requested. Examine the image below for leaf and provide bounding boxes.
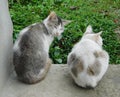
[57,35,62,40]
[55,59,62,63]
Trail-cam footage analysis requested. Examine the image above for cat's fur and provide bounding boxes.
[13,11,71,84]
[67,25,109,88]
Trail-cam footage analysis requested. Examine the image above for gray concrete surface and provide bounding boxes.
[0,0,13,92]
[2,64,120,97]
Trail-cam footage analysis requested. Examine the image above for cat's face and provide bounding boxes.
[83,25,103,46]
[43,11,71,36]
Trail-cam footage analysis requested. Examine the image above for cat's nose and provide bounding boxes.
[55,32,60,36]
[56,32,59,36]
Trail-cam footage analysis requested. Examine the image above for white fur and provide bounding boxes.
[40,68,45,74]
[20,27,30,36]
[85,25,93,34]
[43,17,64,37]
[83,31,103,46]
[67,25,109,88]
[52,24,64,36]
[42,17,64,51]
[43,33,53,53]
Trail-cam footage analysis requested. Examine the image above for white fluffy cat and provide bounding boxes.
[67,25,109,88]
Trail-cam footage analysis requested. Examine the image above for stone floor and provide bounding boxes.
[1,64,120,97]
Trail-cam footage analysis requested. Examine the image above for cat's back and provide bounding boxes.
[20,23,45,43]
[73,39,102,55]
[13,23,48,81]
[13,23,48,70]
[71,39,102,66]
[14,23,46,53]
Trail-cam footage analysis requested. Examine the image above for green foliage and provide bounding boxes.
[9,0,120,64]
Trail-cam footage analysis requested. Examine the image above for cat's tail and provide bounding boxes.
[19,58,52,84]
[37,58,52,82]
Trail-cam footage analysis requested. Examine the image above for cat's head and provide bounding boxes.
[83,25,103,46]
[43,11,71,36]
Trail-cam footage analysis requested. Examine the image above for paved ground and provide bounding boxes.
[1,64,120,97]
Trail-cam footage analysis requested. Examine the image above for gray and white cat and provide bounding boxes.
[13,11,71,84]
[67,25,109,88]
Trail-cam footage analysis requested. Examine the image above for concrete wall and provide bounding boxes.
[0,0,13,91]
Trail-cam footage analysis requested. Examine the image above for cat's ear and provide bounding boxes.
[84,25,93,34]
[96,31,102,37]
[94,31,102,40]
[98,31,102,35]
[48,11,57,21]
[62,19,71,26]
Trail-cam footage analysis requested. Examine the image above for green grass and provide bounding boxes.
[9,0,120,64]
